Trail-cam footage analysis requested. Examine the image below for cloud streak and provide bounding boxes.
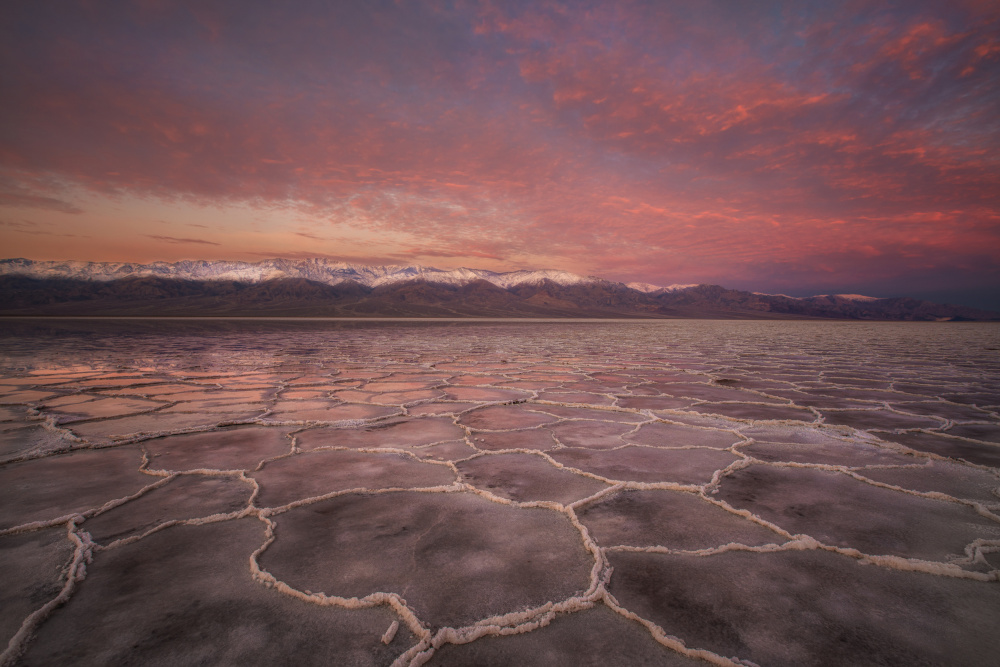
[145,235,221,246]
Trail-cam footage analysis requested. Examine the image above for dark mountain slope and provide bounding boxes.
[0,275,996,320]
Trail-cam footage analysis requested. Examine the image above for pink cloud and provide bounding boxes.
[145,235,221,246]
[0,0,998,305]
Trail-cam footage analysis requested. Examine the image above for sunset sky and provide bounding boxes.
[2,1,999,308]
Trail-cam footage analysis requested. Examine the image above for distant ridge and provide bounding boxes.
[0,258,596,290]
[1,258,997,321]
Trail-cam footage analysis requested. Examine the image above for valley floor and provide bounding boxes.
[1,319,999,666]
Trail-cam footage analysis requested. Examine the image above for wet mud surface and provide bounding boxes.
[0,318,998,665]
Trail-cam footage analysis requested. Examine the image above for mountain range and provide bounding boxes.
[0,258,996,321]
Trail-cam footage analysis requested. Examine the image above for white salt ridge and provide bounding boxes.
[382,620,400,645]
[0,521,94,667]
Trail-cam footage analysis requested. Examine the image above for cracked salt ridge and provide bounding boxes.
[1,322,996,664]
[14,519,415,666]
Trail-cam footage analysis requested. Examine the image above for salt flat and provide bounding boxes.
[1,319,998,666]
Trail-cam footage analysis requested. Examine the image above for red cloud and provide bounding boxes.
[1,0,998,305]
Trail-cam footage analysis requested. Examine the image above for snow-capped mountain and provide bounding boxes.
[754,292,882,302]
[1,258,995,320]
[627,281,700,295]
[816,294,881,302]
[0,258,597,290]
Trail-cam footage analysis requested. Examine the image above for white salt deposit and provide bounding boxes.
[1,319,998,665]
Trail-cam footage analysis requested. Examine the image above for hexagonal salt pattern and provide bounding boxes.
[1,319,998,666]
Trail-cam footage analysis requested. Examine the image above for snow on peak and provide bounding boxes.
[803,293,882,302]
[489,269,594,288]
[0,258,599,290]
[754,292,799,299]
[756,292,883,302]
[832,293,881,302]
[626,281,662,293]
[0,259,895,305]
[627,281,699,294]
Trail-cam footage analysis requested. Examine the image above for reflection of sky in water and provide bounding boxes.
[1,320,999,665]
[2,319,999,374]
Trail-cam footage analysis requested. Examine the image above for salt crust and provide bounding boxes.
[1,336,999,666]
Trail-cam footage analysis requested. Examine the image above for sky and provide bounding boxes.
[1,1,999,309]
